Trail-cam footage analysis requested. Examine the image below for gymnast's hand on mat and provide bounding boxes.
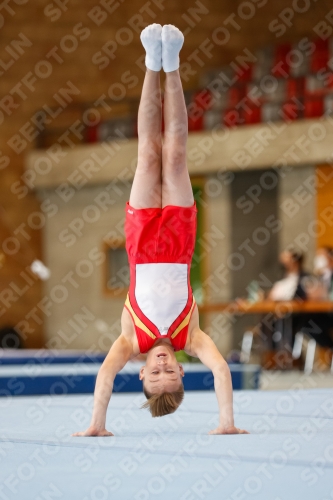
[208,426,250,435]
[72,427,114,437]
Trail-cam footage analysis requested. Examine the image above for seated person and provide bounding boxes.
[268,249,308,301]
[313,246,333,298]
[298,246,333,350]
[260,250,308,358]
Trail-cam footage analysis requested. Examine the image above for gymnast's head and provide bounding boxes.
[139,341,184,417]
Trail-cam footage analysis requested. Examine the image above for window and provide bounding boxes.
[104,239,129,296]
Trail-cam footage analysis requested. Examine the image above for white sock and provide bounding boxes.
[140,23,162,72]
[162,25,184,72]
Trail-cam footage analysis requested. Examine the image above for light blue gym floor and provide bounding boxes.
[1,389,333,500]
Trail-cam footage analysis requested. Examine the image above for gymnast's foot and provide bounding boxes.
[162,24,184,72]
[140,23,162,72]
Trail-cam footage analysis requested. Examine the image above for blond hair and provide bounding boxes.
[142,384,184,417]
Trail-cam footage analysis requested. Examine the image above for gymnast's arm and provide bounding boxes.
[188,327,249,435]
[72,334,133,437]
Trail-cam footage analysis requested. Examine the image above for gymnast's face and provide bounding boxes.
[139,344,184,394]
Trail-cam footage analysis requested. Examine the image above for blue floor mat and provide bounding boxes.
[1,388,332,499]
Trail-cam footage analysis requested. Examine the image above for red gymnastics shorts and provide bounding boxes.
[124,202,198,353]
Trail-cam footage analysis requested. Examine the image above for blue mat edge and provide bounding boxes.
[0,365,260,396]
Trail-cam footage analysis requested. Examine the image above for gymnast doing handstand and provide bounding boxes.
[73,24,249,436]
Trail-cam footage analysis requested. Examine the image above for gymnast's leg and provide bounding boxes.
[129,24,163,209]
[161,25,194,208]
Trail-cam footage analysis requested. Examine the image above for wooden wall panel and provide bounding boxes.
[316,165,333,249]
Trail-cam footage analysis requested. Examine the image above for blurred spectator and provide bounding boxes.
[291,246,333,352]
[268,250,308,301]
[260,250,309,363]
[313,246,333,297]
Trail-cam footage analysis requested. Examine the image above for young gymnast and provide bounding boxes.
[73,24,248,436]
